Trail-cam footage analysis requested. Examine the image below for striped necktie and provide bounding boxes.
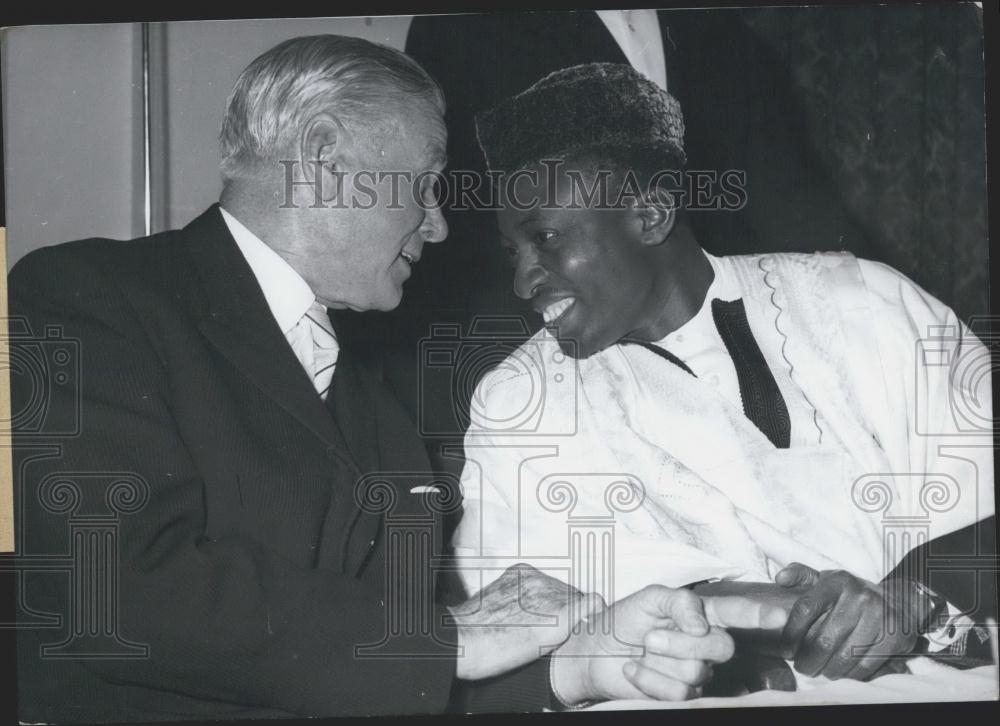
[300,301,339,401]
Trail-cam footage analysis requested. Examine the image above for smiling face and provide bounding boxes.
[497,161,679,358]
[293,96,449,312]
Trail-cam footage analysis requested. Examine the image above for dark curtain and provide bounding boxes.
[343,4,990,454]
[740,4,988,322]
[363,5,989,425]
[340,5,990,453]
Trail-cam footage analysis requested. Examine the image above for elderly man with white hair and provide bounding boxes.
[11,36,783,722]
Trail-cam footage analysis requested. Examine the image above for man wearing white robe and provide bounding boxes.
[454,62,994,689]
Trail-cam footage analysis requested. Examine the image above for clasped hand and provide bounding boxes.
[775,562,929,681]
[450,564,787,706]
[551,583,789,704]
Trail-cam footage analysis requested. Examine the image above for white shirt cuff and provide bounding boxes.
[923,602,974,653]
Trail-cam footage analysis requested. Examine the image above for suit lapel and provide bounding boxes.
[536,11,629,72]
[183,205,358,469]
[322,314,388,575]
[326,338,381,478]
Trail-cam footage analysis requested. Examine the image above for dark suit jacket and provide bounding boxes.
[10,206,549,721]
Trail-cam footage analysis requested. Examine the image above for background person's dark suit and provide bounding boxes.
[10,205,550,721]
[405,8,873,269]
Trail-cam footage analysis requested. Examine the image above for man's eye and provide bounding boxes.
[503,246,519,262]
[535,230,558,244]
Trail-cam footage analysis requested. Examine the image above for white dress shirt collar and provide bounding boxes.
[219,206,316,336]
[656,250,740,347]
[596,9,668,92]
[703,250,742,302]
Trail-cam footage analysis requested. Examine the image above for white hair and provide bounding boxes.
[219,34,444,180]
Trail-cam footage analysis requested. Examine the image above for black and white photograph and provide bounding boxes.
[0,3,997,722]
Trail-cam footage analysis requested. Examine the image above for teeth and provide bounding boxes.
[542,298,575,324]
[400,252,414,265]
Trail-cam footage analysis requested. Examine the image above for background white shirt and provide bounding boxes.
[596,9,668,91]
[219,206,319,380]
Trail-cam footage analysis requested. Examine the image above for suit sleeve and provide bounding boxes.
[452,654,556,714]
[10,246,458,718]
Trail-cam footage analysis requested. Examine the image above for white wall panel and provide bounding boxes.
[3,24,144,269]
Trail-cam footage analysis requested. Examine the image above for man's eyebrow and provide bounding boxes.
[425,143,447,168]
[517,210,541,227]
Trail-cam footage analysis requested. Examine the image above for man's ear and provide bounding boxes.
[635,190,677,247]
[299,112,348,203]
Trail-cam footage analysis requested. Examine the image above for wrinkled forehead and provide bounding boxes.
[368,95,447,164]
[421,113,448,165]
[404,95,446,140]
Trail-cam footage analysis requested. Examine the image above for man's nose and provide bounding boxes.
[513,248,546,300]
[420,204,448,244]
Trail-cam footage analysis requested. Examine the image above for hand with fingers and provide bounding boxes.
[450,564,606,681]
[549,584,789,706]
[774,562,935,681]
